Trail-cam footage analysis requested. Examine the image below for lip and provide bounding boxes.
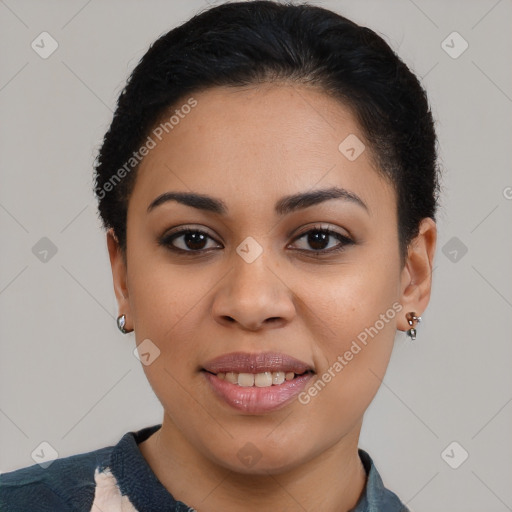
[201,351,315,414]
[202,351,314,374]
[203,371,314,414]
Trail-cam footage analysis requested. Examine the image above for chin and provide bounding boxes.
[208,443,309,476]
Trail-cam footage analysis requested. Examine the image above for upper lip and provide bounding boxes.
[202,351,315,374]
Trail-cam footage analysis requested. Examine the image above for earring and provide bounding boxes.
[117,314,128,334]
[406,312,421,340]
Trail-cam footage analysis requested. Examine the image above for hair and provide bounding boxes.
[93,0,440,266]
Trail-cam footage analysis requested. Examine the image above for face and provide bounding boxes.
[108,83,436,474]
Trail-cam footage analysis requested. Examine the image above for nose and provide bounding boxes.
[211,251,296,332]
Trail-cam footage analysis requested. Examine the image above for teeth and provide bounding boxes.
[215,370,303,387]
[254,372,273,387]
[238,373,255,387]
[272,371,285,385]
[224,372,237,384]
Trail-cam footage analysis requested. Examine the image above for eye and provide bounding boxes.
[290,225,353,255]
[159,227,221,253]
[159,224,354,256]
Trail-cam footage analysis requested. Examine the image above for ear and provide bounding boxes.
[397,217,437,333]
[106,228,133,331]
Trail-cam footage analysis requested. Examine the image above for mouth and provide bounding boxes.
[202,369,314,387]
[201,351,316,413]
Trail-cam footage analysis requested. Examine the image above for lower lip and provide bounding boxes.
[203,371,314,414]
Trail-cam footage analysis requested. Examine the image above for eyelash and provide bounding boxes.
[158,225,354,258]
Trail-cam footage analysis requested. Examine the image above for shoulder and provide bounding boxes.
[0,444,113,512]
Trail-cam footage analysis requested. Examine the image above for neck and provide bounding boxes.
[139,415,367,512]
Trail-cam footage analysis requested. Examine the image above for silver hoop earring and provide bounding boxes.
[117,314,128,334]
[406,312,422,340]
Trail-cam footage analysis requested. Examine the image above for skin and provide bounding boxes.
[107,83,436,512]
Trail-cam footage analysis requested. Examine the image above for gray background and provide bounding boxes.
[1,0,511,510]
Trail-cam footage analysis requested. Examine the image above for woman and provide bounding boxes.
[0,1,438,510]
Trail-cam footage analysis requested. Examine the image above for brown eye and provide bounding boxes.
[160,228,221,253]
[291,227,353,255]
[159,225,353,257]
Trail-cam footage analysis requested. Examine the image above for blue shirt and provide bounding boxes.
[0,424,410,511]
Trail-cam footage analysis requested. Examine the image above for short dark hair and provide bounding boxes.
[93,0,440,266]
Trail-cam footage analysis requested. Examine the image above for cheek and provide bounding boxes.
[295,307,397,446]
[127,259,208,340]
[297,254,401,417]
[307,255,401,352]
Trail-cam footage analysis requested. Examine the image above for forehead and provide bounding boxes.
[130,83,395,218]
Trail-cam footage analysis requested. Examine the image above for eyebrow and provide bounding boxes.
[147,186,369,216]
